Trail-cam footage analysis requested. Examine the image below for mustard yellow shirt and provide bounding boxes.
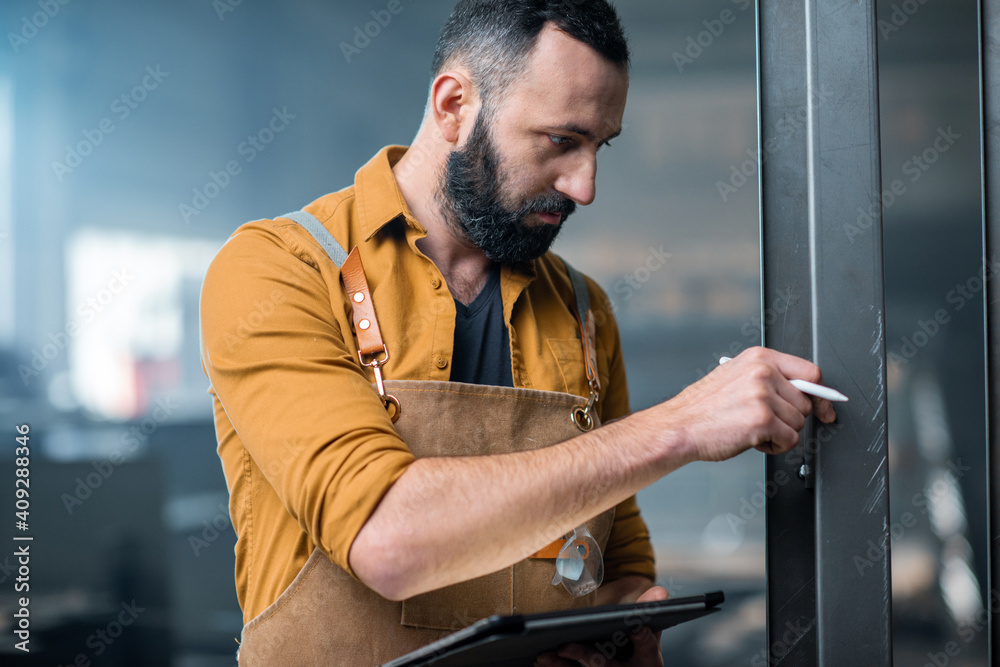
[200,146,655,624]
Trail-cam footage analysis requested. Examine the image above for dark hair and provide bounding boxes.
[431,0,630,109]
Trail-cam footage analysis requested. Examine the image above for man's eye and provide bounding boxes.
[549,135,572,147]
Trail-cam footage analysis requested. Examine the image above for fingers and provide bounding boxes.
[773,375,813,418]
[811,395,837,424]
[738,347,839,426]
[635,585,669,603]
[738,346,823,385]
[553,626,663,667]
[669,346,840,462]
[534,652,578,667]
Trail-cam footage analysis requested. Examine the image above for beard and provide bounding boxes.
[439,113,576,264]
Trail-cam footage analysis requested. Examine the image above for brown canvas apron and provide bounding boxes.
[235,212,614,667]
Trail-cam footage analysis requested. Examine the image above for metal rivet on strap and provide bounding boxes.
[359,319,371,330]
[353,293,365,303]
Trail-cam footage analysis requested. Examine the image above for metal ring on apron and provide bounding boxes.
[571,378,600,432]
[383,394,401,423]
[572,405,595,432]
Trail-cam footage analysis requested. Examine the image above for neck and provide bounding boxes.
[394,124,493,304]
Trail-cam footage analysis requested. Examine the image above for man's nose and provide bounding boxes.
[553,153,597,206]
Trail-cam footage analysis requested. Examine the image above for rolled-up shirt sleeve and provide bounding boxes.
[200,221,415,577]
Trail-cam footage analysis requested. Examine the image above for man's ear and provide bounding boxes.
[430,70,478,145]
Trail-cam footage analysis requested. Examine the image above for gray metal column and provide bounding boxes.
[979,1,999,662]
[758,0,892,664]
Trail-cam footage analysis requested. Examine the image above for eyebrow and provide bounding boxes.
[552,123,622,144]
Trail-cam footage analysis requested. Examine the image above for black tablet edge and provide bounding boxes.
[380,614,525,667]
[380,590,726,667]
[526,600,713,632]
[704,590,725,607]
[517,590,726,624]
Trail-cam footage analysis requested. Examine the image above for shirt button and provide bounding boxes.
[430,277,442,289]
[435,355,448,369]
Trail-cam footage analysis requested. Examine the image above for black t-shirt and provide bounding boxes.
[449,264,514,387]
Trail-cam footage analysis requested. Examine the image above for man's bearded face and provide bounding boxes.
[440,111,576,264]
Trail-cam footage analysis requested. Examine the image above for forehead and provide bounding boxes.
[500,24,628,137]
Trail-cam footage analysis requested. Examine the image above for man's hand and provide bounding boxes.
[534,586,669,667]
[650,346,838,463]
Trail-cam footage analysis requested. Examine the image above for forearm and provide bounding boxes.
[349,408,690,601]
[350,347,840,601]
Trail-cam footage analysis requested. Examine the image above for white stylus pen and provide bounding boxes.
[718,357,849,402]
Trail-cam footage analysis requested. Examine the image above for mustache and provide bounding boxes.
[517,192,577,221]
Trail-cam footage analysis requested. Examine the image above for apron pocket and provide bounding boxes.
[401,566,514,631]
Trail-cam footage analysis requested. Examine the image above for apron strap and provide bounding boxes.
[341,248,389,360]
[280,209,399,421]
[560,257,602,432]
[277,209,599,431]
[277,209,387,358]
[564,259,592,325]
[278,210,350,268]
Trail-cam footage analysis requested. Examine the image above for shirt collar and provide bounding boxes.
[355,145,425,241]
[353,144,539,281]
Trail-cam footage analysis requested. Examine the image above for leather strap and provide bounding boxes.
[280,210,600,558]
[341,247,387,359]
[563,258,601,395]
[531,541,565,559]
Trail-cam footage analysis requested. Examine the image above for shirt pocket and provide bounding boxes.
[546,338,610,399]
[547,338,588,397]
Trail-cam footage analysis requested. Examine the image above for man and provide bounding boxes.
[200,2,837,665]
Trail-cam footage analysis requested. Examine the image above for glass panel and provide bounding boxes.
[876,0,990,663]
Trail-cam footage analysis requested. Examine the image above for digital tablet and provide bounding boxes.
[382,590,724,667]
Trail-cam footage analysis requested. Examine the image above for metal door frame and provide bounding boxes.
[757,1,892,663]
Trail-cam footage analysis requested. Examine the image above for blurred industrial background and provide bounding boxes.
[0,0,990,664]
